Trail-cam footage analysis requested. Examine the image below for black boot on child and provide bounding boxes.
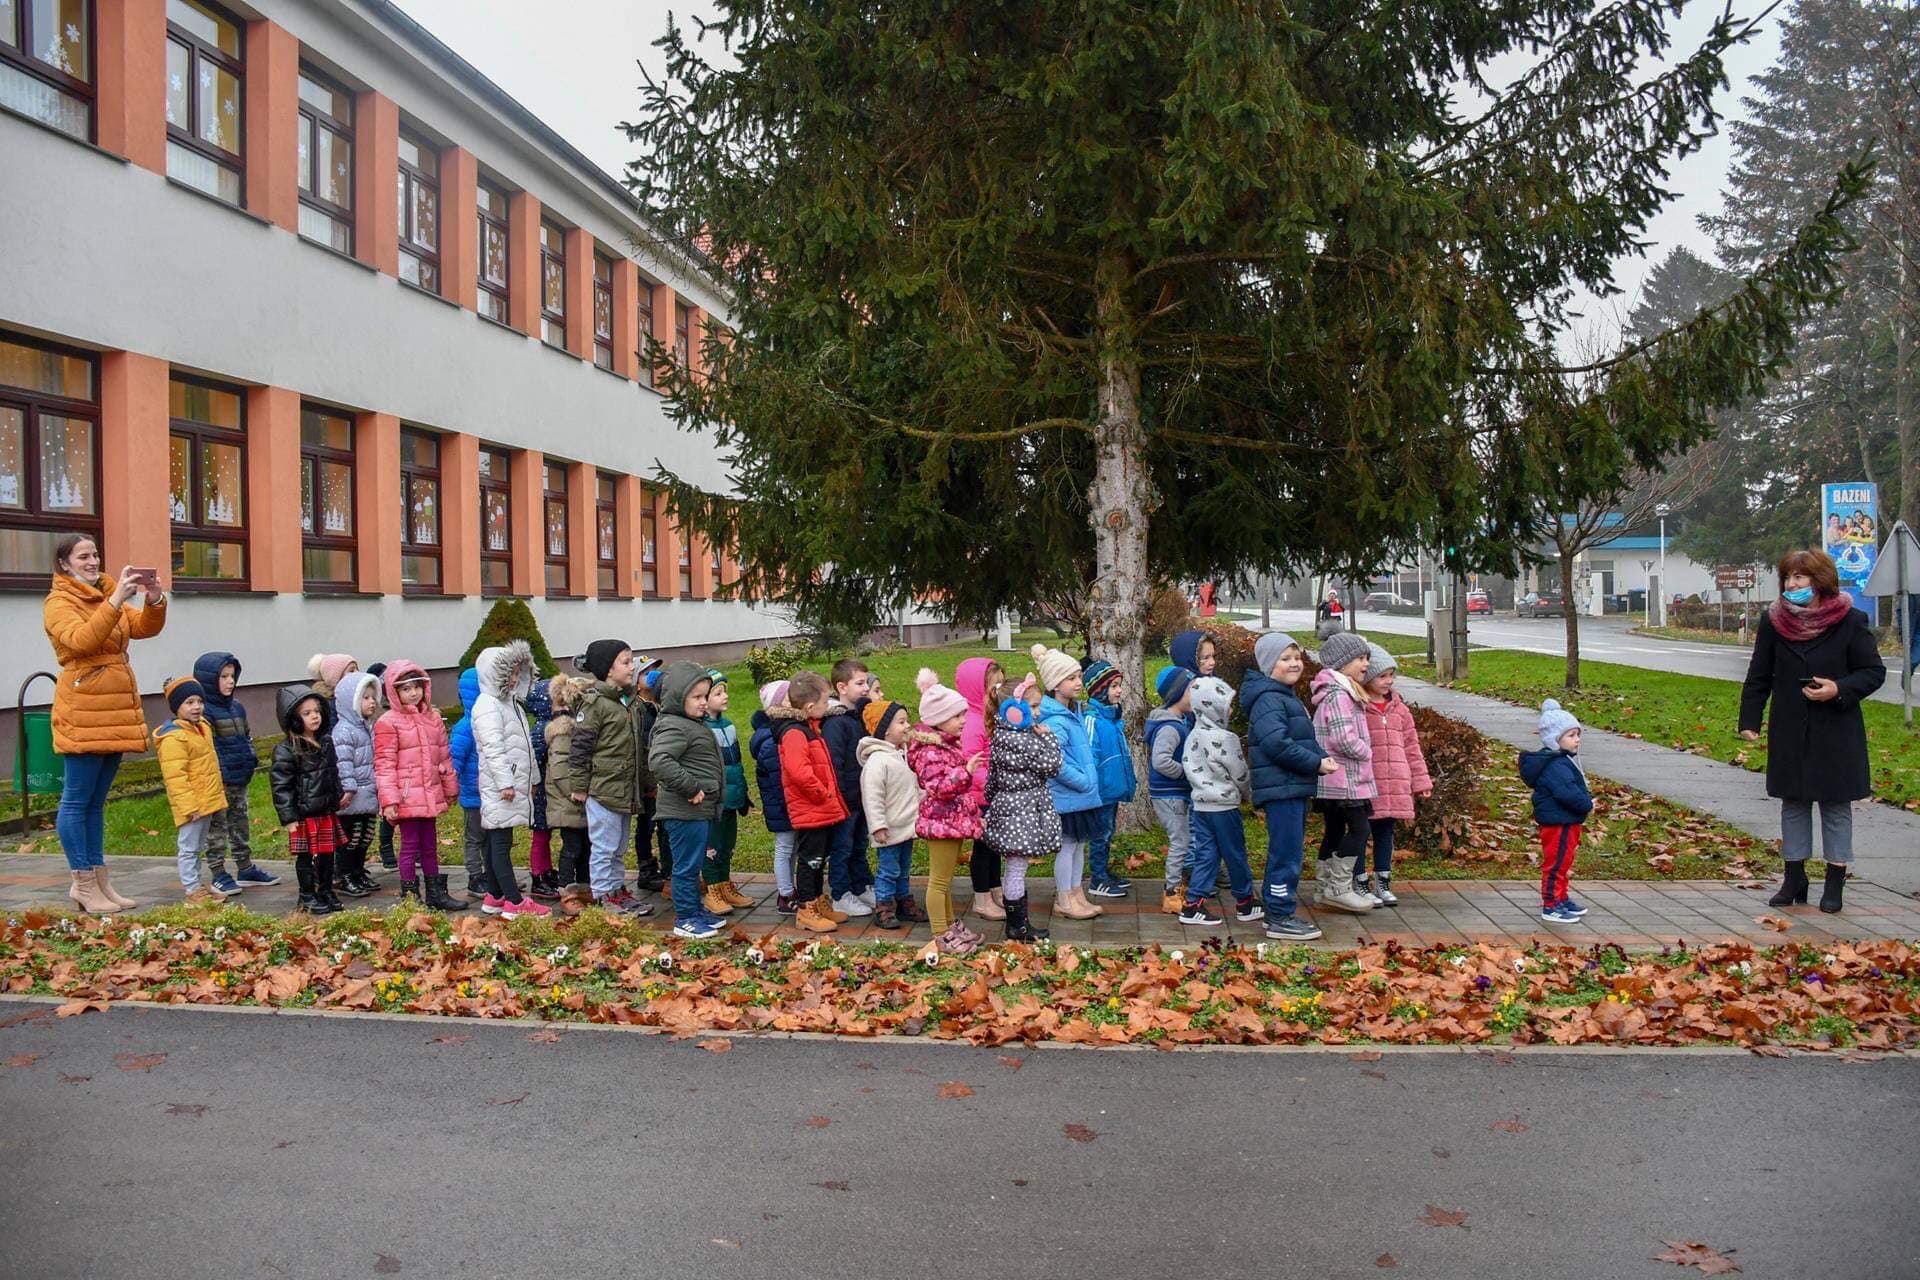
[1004,894,1048,943]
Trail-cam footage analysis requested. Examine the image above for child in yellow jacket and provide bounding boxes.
[155,676,230,904]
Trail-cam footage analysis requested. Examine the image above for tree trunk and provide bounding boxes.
[1559,539,1581,690]
[1087,246,1155,833]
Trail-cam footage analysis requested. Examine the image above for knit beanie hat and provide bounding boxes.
[1254,631,1300,676]
[580,639,631,682]
[309,652,355,690]
[759,679,790,710]
[1318,631,1371,673]
[706,668,728,685]
[164,676,205,713]
[1029,643,1080,694]
[1154,664,1193,707]
[1362,643,1399,685]
[1081,657,1120,699]
[863,699,908,739]
[1539,699,1581,751]
[916,668,968,725]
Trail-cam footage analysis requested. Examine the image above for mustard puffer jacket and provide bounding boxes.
[153,716,228,826]
[43,572,168,755]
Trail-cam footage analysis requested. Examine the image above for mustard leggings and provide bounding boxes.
[926,838,964,933]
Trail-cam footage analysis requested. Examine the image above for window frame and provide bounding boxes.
[0,333,99,590]
[398,426,440,596]
[396,128,440,294]
[478,444,511,597]
[638,493,658,598]
[542,460,570,597]
[635,282,656,389]
[298,403,356,593]
[539,220,567,348]
[0,0,95,142]
[164,0,245,206]
[476,180,511,325]
[166,373,247,590]
[592,252,615,371]
[294,62,354,254]
[674,300,692,370]
[677,519,693,598]
[595,473,617,598]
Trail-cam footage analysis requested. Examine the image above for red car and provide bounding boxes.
[1465,590,1492,615]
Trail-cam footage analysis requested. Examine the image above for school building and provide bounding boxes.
[0,0,952,737]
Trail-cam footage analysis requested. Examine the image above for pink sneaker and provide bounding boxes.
[480,894,508,916]
[502,896,551,918]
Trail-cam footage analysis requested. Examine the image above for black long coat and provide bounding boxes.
[1738,608,1885,802]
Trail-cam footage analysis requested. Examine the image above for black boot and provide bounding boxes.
[377,818,397,870]
[337,844,373,897]
[293,855,326,915]
[1768,860,1809,907]
[1004,894,1048,943]
[1819,864,1846,914]
[426,874,469,912]
[399,876,423,905]
[313,854,344,913]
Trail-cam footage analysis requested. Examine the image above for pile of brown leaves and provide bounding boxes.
[4,911,1915,1052]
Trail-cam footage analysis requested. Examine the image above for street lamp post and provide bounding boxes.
[1656,503,1671,627]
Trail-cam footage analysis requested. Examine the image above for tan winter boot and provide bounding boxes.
[719,881,753,909]
[68,870,114,915]
[815,893,849,924]
[795,901,838,933]
[701,883,734,916]
[94,865,136,910]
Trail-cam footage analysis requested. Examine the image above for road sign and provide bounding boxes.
[1863,521,1920,596]
[1714,565,1756,590]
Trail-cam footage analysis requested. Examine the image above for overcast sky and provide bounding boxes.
[396,0,1782,338]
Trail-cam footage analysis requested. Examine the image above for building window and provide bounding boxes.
[539,222,566,347]
[674,301,692,369]
[595,474,617,597]
[710,534,723,591]
[399,427,439,592]
[636,283,655,388]
[639,494,657,596]
[592,254,615,371]
[543,462,569,595]
[295,66,353,253]
[0,333,96,586]
[299,405,355,589]
[678,521,693,597]
[478,445,510,595]
[165,0,244,207]
[397,130,439,292]
[476,181,510,323]
[167,375,245,585]
[0,0,91,141]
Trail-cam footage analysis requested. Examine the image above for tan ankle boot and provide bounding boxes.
[68,870,114,915]
[94,866,136,910]
[719,881,753,908]
[972,889,1006,921]
[1055,887,1098,920]
[795,901,838,933]
[701,884,734,915]
[815,893,849,923]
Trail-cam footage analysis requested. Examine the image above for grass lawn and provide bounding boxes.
[1628,624,1748,647]
[1398,648,1920,809]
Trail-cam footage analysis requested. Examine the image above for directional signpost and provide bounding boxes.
[1863,521,1920,727]
[1715,564,1757,640]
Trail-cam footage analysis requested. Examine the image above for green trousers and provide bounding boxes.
[702,809,740,884]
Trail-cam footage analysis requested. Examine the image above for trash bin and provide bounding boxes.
[1628,588,1647,613]
[14,673,60,797]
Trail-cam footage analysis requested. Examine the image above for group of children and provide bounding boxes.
[149,624,1596,941]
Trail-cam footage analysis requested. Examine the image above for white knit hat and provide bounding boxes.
[1029,642,1081,694]
[916,667,968,725]
[758,679,790,710]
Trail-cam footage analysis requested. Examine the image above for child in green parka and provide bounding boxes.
[701,669,754,915]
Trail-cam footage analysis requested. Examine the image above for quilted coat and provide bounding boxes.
[154,714,227,827]
[330,671,381,816]
[820,699,869,807]
[373,662,459,820]
[1036,694,1101,815]
[448,668,482,809]
[524,675,553,829]
[543,714,585,830]
[192,651,256,785]
[771,704,848,830]
[858,736,921,843]
[43,572,167,755]
[1519,749,1593,827]
[1310,669,1377,802]
[270,686,342,824]
[1243,670,1327,806]
[983,724,1063,858]
[1085,695,1137,804]
[955,657,1000,812]
[1360,692,1431,821]
[902,725,979,840]
[749,709,791,832]
[472,641,537,829]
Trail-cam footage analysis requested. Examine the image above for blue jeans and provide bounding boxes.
[663,817,712,920]
[583,798,631,897]
[874,839,914,903]
[1086,802,1119,884]
[1188,807,1253,903]
[1261,799,1308,921]
[828,811,870,898]
[57,752,121,870]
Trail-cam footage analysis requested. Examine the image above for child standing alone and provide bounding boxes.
[1520,700,1592,924]
[155,676,229,904]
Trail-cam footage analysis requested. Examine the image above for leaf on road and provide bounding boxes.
[1755,915,1793,932]
[710,1238,742,1249]
[0,1009,51,1028]
[1489,1115,1529,1134]
[428,1033,470,1045]
[697,1038,733,1053]
[488,1092,528,1106]
[1748,1045,1791,1058]
[805,1115,831,1129]
[815,1180,850,1192]
[937,1081,974,1100]
[1421,1204,1468,1228]
[1376,1254,1399,1269]
[374,1255,402,1274]
[1432,1147,1451,1159]
[57,1073,89,1085]
[1062,1123,1098,1143]
[1652,1240,1741,1274]
[6,1052,40,1068]
[1349,1050,1383,1062]
[997,1055,1024,1071]
[527,1028,563,1044]
[114,1052,165,1073]
[165,1102,208,1117]
[56,998,108,1018]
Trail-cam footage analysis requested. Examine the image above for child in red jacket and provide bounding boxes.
[771,671,848,933]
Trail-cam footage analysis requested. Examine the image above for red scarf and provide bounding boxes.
[1769,591,1851,642]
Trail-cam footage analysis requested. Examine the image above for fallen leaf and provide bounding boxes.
[1748,1045,1791,1058]
[114,1052,165,1073]
[165,1102,208,1117]
[997,1056,1024,1071]
[1756,915,1793,932]
[0,1009,50,1029]
[1011,1179,1029,1186]
[1432,1147,1450,1159]
[527,1028,562,1044]
[937,1081,974,1100]
[273,1139,295,1149]
[698,1038,733,1054]
[488,1092,528,1106]
[1349,1049,1383,1062]
[815,1180,850,1192]
[805,1116,831,1129]
[428,1033,470,1045]
[56,998,108,1018]
[1376,1254,1399,1270]
[1489,1115,1529,1134]
[1360,1068,1387,1080]
[57,1073,89,1085]
[710,1239,741,1249]
[1062,1123,1098,1143]
[1421,1204,1468,1228]
[374,1255,402,1274]
[6,1052,40,1068]
[1651,1240,1741,1274]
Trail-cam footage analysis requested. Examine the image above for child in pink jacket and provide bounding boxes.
[374,661,463,910]
[1357,645,1430,906]
[908,668,985,954]
[954,657,1006,921]
[1310,632,1378,914]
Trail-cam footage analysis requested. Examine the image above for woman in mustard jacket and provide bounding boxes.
[42,535,167,912]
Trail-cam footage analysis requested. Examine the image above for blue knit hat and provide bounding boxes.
[1539,699,1581,751]
[1154,664,1193,707]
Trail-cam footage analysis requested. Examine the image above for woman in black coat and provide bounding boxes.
[1739,549,1886,913]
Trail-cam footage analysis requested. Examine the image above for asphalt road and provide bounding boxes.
[3,1002,1916,1279]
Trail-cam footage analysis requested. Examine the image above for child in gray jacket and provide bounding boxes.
[1180,676,1257,927]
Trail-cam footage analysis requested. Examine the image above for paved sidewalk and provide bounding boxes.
[1398,676,1920,897]
[7,853,1915,949]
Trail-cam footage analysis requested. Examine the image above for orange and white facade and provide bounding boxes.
[0,0,838,707]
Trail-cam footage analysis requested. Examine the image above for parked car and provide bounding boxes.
[1362,592,1417,613]
[1465,590,1492,615]
[1515,591,1565,619]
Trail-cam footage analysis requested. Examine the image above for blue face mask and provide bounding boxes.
[1783,586,1814,605]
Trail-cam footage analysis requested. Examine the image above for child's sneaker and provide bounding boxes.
[480,894,508,916]
[235,865,281,887]
[1264,916,1323,941]
[1540,902,1582,924]
[856,888,878,911]
[1234,896,1263,923]
[831,892,873,918]
[1179,899,1224,927]
[208,874,242,897]
[775,893,799,916]
[1373,876,1399,907]
[1087,877,1131,899]
[1559,896,1588,918]
[600,888,654,918]
[502,897,550,918]
[673,915,721,940]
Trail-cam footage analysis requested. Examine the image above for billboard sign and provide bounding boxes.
[1821,482,1879,610]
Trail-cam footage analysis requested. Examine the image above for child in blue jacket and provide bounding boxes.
[1080,656,1137,899]
[1243,632,1335,941]
[191,651,280,892]
[1518,699,1593,924]
[448,668,488,898]
[1031,643,1102,919]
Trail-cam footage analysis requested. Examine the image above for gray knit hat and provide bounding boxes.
[1318,631,1371,673]
[1253,631,1301,675]
[1538,699,1581,751]
[1362,643,1398,684]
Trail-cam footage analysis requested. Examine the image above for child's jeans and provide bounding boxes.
[585,799,631,898]
[395,818,439,881]
[1187,808,1253,904]
[1260,798,1308,923]
[702,809,741,885]
[771,829,797,898]
[829,812,871,899]
[794,825,833,902]
[1538,823,1584,908]
[204,781,255,876]
[1152,797,1190,893]
[1086,802,1120,885]
[874,840,914,903]
[175,814,214,888]
[663,817,710,920]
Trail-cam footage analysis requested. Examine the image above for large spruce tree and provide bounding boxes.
[622,1,1865,750]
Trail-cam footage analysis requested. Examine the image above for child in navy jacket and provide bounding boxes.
[1518,699,1593,924]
